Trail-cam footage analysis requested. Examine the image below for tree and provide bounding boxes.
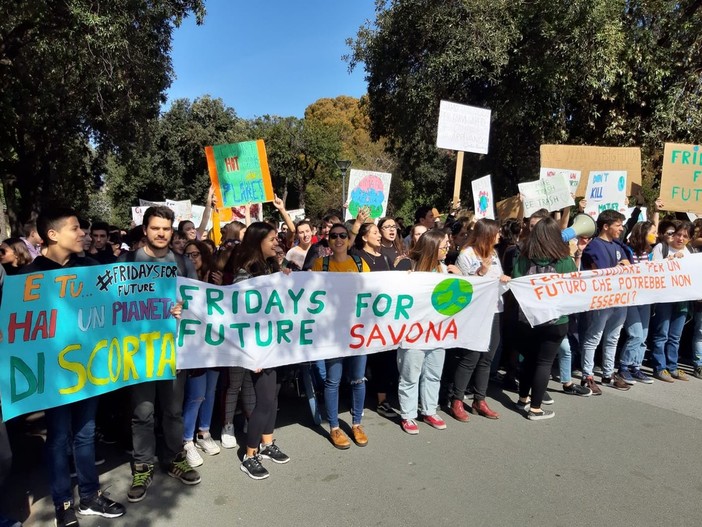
[348,0,702,208]
[0,0,205,231]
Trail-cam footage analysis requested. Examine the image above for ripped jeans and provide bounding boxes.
[324,356,367,428]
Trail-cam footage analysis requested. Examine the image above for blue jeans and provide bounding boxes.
[45,397,100,507]
[558,336,572,383]
[325,356,367,428]
[651,303,686,373]
[620,304,651,370]
[397,348,445,419]
[183,369,220,441]
[580,307,627,378]
[692,308,702,368]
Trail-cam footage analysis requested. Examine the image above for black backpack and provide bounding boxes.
[518,259,559,326]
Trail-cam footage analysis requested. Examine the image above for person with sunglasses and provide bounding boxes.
[311,223,370,449]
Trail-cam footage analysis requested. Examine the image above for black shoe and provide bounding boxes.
[541,392,554,405]
[563,383,592,396]
[259,441,290,464]
[127,463,153,503]
[78,490,125,518]
[168,451,201,485]
[55,501,79,527]
[240,454,269,480]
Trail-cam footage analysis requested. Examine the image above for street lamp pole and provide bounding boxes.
[335,160,352,209]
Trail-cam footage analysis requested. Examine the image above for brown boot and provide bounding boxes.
[450,399,470,422]
[472,399,500,419]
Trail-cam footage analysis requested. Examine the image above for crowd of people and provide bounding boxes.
[1,191,701,527]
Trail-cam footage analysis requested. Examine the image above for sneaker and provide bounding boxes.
[183,441,203,468]
[630,368,654,384]
[617,368,637,385]
[78,490,125,518]
[515,399,531,412]
[654,369,675,383]
[401,419,419,435]
[220,423,237,449]
[55,501,78,527]
[541,392,554,405]
[602,374,631,391]
[168,451,201,485]
[259,441,290,463]
[527,409,555,421]
[670,369,689,381]
[127,463,153,503]
[563,383,592,396]
[581,375,602,396]
[376,401,396,418]
[351,425,368,447]
[694,366,702,380]
[240,454,269,480]
[421,414,447,430]
[196,432,221,456]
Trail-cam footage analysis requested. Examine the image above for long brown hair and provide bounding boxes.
[523,217,570,261]
[408,229,446,272]
[627,221,654,257]
[465,219,498,259]
[184,240,213,282]
[226,222,279,277]
[378,216,405,254]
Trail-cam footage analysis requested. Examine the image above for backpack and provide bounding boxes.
[322,254,364,272]
[518,259,559,326]
[123,249,188,277]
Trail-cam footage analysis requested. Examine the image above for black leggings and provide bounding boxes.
[0,418,11,488]
[517,322,568,409]
[368,349,398,395]
[246,369,280,450]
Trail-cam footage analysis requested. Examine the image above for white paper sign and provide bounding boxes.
[471,175,495,220]
[287,209,307,223]
[166,199,193,224]
[345,169,393,221]
[540,167,581,195]
[624,207,647,224]
[583,170,628,218]
[436,100,491,154]
[131,207,146,225]
[518,175,573,217]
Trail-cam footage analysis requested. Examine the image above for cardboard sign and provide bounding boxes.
[518,175,573,217]
[583,171,628,219]
[660,143,702,213]
[436,101,491,154]
[540,168,581,195]
[345,170,392,221]
[205,140,274,207]
[540,145,641,196]
[496,195,524,220]
[471,175,495,219]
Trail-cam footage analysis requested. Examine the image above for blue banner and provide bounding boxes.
[0,263,178,420]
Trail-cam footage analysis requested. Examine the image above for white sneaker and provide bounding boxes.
[220,423,237,449]
[196,431,221,455]
[183,440,203,467]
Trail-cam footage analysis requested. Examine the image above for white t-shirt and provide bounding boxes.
[286,246,309,270]
[651,243,691,260]
[456,246,503,313]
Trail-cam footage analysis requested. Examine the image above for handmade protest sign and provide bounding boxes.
[471,175,495,220]
[540,145,641,196]
[345,170,392,220]
[509,254,702,326]
[176,271,499,371]
[518,175,573,217]
[540,168,581,196]
[131,206,146,226]
[660,143,702,213]
[0,263,178,420]
[205,140,274,208]
[583,170,628,218]
[436,101,491,154]
[496,195,524,220]
[166,199,193,224]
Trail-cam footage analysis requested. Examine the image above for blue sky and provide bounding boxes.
[166,0,376,119]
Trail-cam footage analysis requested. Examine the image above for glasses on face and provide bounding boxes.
[382,225,397,230]
[185,251,200,259]
[329,232,349,240]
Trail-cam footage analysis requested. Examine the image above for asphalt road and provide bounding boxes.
[3,366,702,527]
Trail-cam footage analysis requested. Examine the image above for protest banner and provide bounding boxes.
[660,143,702,213]
[509,254,702,327]
[139,199,167,207]
[131,206,146,226]
[287,208,306,223]
[0,263,178,420]
[205,140,274,208]
[166,199,193,224]
[518,175,573,217]
[540,145,641,196]
[496,195,524,220]
[345,170,392,221]
[540,168,581,195]
[471,175,495,219]
[436,100,491,154]
[583,170,628,219]
[176,271,499,371]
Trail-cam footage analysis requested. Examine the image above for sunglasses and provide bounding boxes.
[664,231,675,236]
[329,232,349,240]
[185,251,201,259]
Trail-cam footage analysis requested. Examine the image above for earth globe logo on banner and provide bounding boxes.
[431,279,473,316]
